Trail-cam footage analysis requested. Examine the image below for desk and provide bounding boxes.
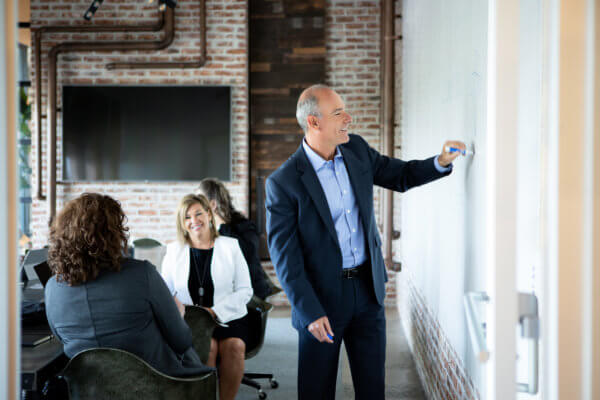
[21,282,44,302]
[21,338,68,399]
[20,285,68,399]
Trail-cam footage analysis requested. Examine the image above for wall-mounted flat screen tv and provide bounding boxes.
[62,85,231,181]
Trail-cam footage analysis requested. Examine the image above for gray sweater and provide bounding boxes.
[45,258,210,377]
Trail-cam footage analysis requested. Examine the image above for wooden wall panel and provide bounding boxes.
[249,0,325,259]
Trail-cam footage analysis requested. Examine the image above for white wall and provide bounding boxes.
[400,0,600,398]
[399,0,488,391]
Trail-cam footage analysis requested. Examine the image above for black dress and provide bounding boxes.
[188,247,250,345]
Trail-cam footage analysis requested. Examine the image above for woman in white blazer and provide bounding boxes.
[161,194,252,400]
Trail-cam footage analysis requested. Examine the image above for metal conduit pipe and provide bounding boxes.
[46,8,176,221]
[32,12,165,200]
[108,0,206,70]
[381,0,396,269]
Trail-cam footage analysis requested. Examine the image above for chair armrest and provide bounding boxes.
[247,295,273,314]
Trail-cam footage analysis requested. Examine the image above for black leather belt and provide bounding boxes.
[342,261,369,279]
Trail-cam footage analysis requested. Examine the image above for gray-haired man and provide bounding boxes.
[266,84,464,399]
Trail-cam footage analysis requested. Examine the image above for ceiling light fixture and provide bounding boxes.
[158,0,177,11]
[83,0,105,21]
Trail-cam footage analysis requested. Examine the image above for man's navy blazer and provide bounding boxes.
[265,134,451,330]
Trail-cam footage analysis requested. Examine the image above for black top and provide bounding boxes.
[219,215,270,300]
[188,248,215,308]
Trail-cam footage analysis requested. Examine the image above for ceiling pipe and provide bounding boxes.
[46,8,176,221]
[32,12,165,201]
[107,0,206,70]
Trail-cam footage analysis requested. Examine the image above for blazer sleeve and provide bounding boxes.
[43,279,64,343]
[146,262,193,354]
[265,176,326,328]
[237,226,270,300]
[358,135,452,191]
[160,244,176,295]
[211,241,253,322]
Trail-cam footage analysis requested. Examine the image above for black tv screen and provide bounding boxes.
[62,85,231,181]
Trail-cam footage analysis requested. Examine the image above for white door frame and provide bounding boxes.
[1,0,20,398]
[485,0,519,398]
[487,0,599,398]
[542,0,599,399]
[593,2,600,396]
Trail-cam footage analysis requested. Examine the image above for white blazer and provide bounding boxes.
[161,236,253,323]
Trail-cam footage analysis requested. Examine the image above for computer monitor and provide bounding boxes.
[34,262,52,287]
[21,248,48,283]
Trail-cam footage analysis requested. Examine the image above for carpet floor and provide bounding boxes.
[235,307,426,400]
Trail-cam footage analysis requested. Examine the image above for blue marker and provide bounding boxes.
[327,333,334,340]
[444,146,474,156]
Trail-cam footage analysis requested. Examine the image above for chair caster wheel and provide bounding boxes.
[258,390,267,399]
[270,379,279,389]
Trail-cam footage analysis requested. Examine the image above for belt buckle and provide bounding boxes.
[343,267,359,279]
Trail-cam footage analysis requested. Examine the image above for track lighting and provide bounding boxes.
[83,0,104,21]
[158,0,177,11]
[84,0,175,21]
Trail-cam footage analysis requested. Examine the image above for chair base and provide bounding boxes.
[242,373,278,399]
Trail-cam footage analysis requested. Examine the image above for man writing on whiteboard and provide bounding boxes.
[265,84,465,399]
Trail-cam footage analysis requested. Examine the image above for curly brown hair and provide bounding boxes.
[48,193,129,285]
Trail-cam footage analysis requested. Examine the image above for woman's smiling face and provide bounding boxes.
[185,202,210,239]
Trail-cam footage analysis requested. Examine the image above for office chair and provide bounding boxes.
[60,348,217,400]
[262,268,282,297]
[132,238,166,273]
[241,295,277,400]
[184,305,220,363]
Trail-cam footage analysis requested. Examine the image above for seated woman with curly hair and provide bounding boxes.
[45,193,212,377]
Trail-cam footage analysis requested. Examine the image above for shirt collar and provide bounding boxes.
[302,138,343,172]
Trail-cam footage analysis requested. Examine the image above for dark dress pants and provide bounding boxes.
[297,270,386,400]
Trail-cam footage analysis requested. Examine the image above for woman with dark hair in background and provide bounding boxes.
[196,178,270,300]
[45,193,211,377]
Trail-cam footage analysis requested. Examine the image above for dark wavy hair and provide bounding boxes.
[196,178,245,224]
[48,193,129,286]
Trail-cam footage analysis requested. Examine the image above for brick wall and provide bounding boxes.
[30,0,248,247]
[28,2,478,397]
[397,275,480,399]
[260,0,389,308]
[29,0,402,307]
[325,0,401,307]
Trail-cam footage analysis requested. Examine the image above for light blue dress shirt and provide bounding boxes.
[302,139,451,270]
[302,140,367,269]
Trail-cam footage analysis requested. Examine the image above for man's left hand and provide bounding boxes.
[438,140,467,167]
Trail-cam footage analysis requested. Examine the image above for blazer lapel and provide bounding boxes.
[339,146,371,232]
[294,146,340,248]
